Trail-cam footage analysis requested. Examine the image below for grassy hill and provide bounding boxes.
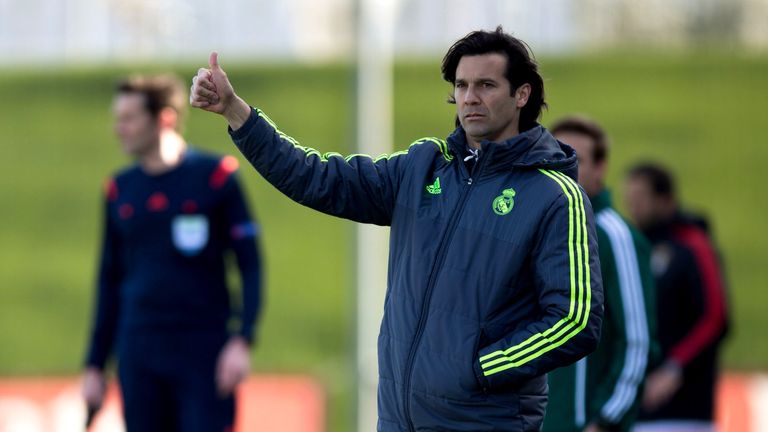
[0,51,765,431]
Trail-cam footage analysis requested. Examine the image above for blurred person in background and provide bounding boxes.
[81,74,263,432]
[189,27,604,431]
[624,163,729,432]
[542,116,658,432]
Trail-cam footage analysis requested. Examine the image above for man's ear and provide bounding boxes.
[158,107,179,130]
[515,83,531,108]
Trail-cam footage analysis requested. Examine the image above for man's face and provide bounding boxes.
[623,176,666,230]
[454,53,527,147]
[112,93,159,157]
[554,131,604,197]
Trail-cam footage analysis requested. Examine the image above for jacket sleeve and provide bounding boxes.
[229,107,408,226]
[592,218,653,427]
[666,225,728,366]
[475,172,603,390]
[84,186,124,370]
[218,165,263,344]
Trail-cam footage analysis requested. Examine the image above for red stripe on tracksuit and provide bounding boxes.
[105,177,118,202]
[669,224,728,366]
[209,156,239,189]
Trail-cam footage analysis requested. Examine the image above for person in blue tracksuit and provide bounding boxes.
[82,74,262,432]
[191,27,603,431]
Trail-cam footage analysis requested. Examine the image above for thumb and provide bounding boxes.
[209,51,220,70]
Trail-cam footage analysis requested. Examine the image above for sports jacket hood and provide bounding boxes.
[447,124,579,179]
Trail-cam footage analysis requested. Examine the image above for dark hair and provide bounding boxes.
[550,115,609,163]
[441,26,547,131]
[116,74,187,130]
[626,162,676,199]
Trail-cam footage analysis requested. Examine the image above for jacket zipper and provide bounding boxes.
[402,154,486,431]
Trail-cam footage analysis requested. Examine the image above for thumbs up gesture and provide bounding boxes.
[190,52,230,113]
[190,52,252,130]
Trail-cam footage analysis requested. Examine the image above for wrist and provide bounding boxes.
[223,97,251,131]
[85,365,103,375]
[230,335,250,348]
[662,358,683,373]
[594,417,619,431]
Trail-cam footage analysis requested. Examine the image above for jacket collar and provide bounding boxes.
[644,210,712,243]
[590,189,612,213]
[446,124,579,180]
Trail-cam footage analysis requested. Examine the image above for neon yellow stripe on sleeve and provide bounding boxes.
[479,169,592,376]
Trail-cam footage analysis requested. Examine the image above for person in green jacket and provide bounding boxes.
[543,116,659,432]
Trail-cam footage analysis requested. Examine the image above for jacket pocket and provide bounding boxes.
[472,328,491,394]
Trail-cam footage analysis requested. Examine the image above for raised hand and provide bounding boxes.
[190,52,225,113]
[190,52,251,130]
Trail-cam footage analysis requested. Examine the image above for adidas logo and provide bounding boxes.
[426,177,442,195]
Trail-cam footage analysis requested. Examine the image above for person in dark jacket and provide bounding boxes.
[82,74,263,432]
[190,27,603,431]
[543,117,659,432]
[623,163,729,432]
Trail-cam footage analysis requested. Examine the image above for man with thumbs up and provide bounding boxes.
[191,27,604,432]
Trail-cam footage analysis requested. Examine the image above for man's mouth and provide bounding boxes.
[464,113,485,120]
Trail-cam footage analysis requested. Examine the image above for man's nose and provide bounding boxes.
[463,86,480,104]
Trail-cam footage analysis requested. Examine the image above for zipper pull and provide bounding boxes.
[467,178,473,185]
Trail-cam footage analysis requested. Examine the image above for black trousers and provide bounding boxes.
[117,329,235,432]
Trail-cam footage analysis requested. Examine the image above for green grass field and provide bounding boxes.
[0,51,766,431]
